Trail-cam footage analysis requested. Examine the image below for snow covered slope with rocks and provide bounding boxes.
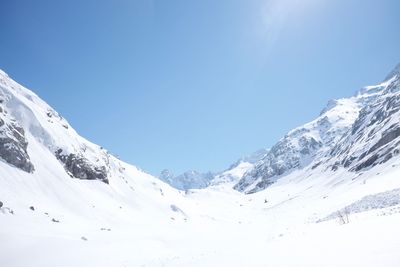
[0,69,112,183]
[1,66,400,267]
[210,149,269,186]
[159,169,215,190]
[159,149,268,190]
[329,72,400,172]
[235,64,400,194]
[0,68,187,227]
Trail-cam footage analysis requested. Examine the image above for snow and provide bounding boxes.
[2,160,400,266]
[323,187,400,221]
[211,161,255,186]
[1,67,400,266]
[235,64,400,193]
[159,169,215,190]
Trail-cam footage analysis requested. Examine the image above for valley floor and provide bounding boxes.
[0,215,399,267]
[2,202,400,267]
[2,162,400,267]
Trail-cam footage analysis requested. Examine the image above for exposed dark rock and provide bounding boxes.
[0,119,34,173]
[331,162,340,171]
[383,152,393,163]
[55,149,108,183]
[247,179,275,194]
[29,206,35,211]
[311,161,322,170]
[342,156,357,168]
[52,218,60,223]
[330,74,400,173]
[0,201,3,208]
[353,154,380,172]
[369,127,400,154]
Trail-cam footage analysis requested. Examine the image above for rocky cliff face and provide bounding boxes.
[55,149,108,183]
[329,73,400,172]
[0,101,34,173]
[158,66,400,193]
[235,64,400,194]
[0,76,34,173]
[234,98,360,193]
[0,69,109,182]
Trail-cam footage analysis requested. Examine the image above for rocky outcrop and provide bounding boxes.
[234,101,357,194]
[235,64,400,194]
[234,134,323,193]
[330,74,400,173]
[0,102,34,173]
[55,149,108,183]
[0,69,113,183]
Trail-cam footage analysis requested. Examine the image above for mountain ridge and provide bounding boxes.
[1,65,400,266]
[1,64,400,195]
[234,64,400,193]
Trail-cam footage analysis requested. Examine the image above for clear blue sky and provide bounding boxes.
[0,0,399,175]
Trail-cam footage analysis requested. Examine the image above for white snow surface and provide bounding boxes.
[1,69,400,266]
[211,161,255,186]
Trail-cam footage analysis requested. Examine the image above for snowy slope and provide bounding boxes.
[0,69,188,226]
[0,70,111,182]
[235,65,400,193]
[158,149,268,190]
[1,66,400,267]
[210,149,269,186]
[159,169,215,190]
[329,73,400,172]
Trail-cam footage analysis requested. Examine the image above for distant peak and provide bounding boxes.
[355,64,400,98]
[160,169,174,178]
[320,99,339,115]
[384,63,400,81]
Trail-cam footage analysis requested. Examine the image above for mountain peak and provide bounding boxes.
[158,169,214,190]
[235,64,400,194]
[355,64,400,99]
[384,63,400,81]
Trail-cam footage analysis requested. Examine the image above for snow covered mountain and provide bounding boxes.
[160,64,400,194]
[234,64,400,194]
[2,66,400,267]
[0,68,187,227]
[329,70,400,172]
[0,69,113,183]
[159,149,268,190]
[210,149,269,186]
[159,169,215,190]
